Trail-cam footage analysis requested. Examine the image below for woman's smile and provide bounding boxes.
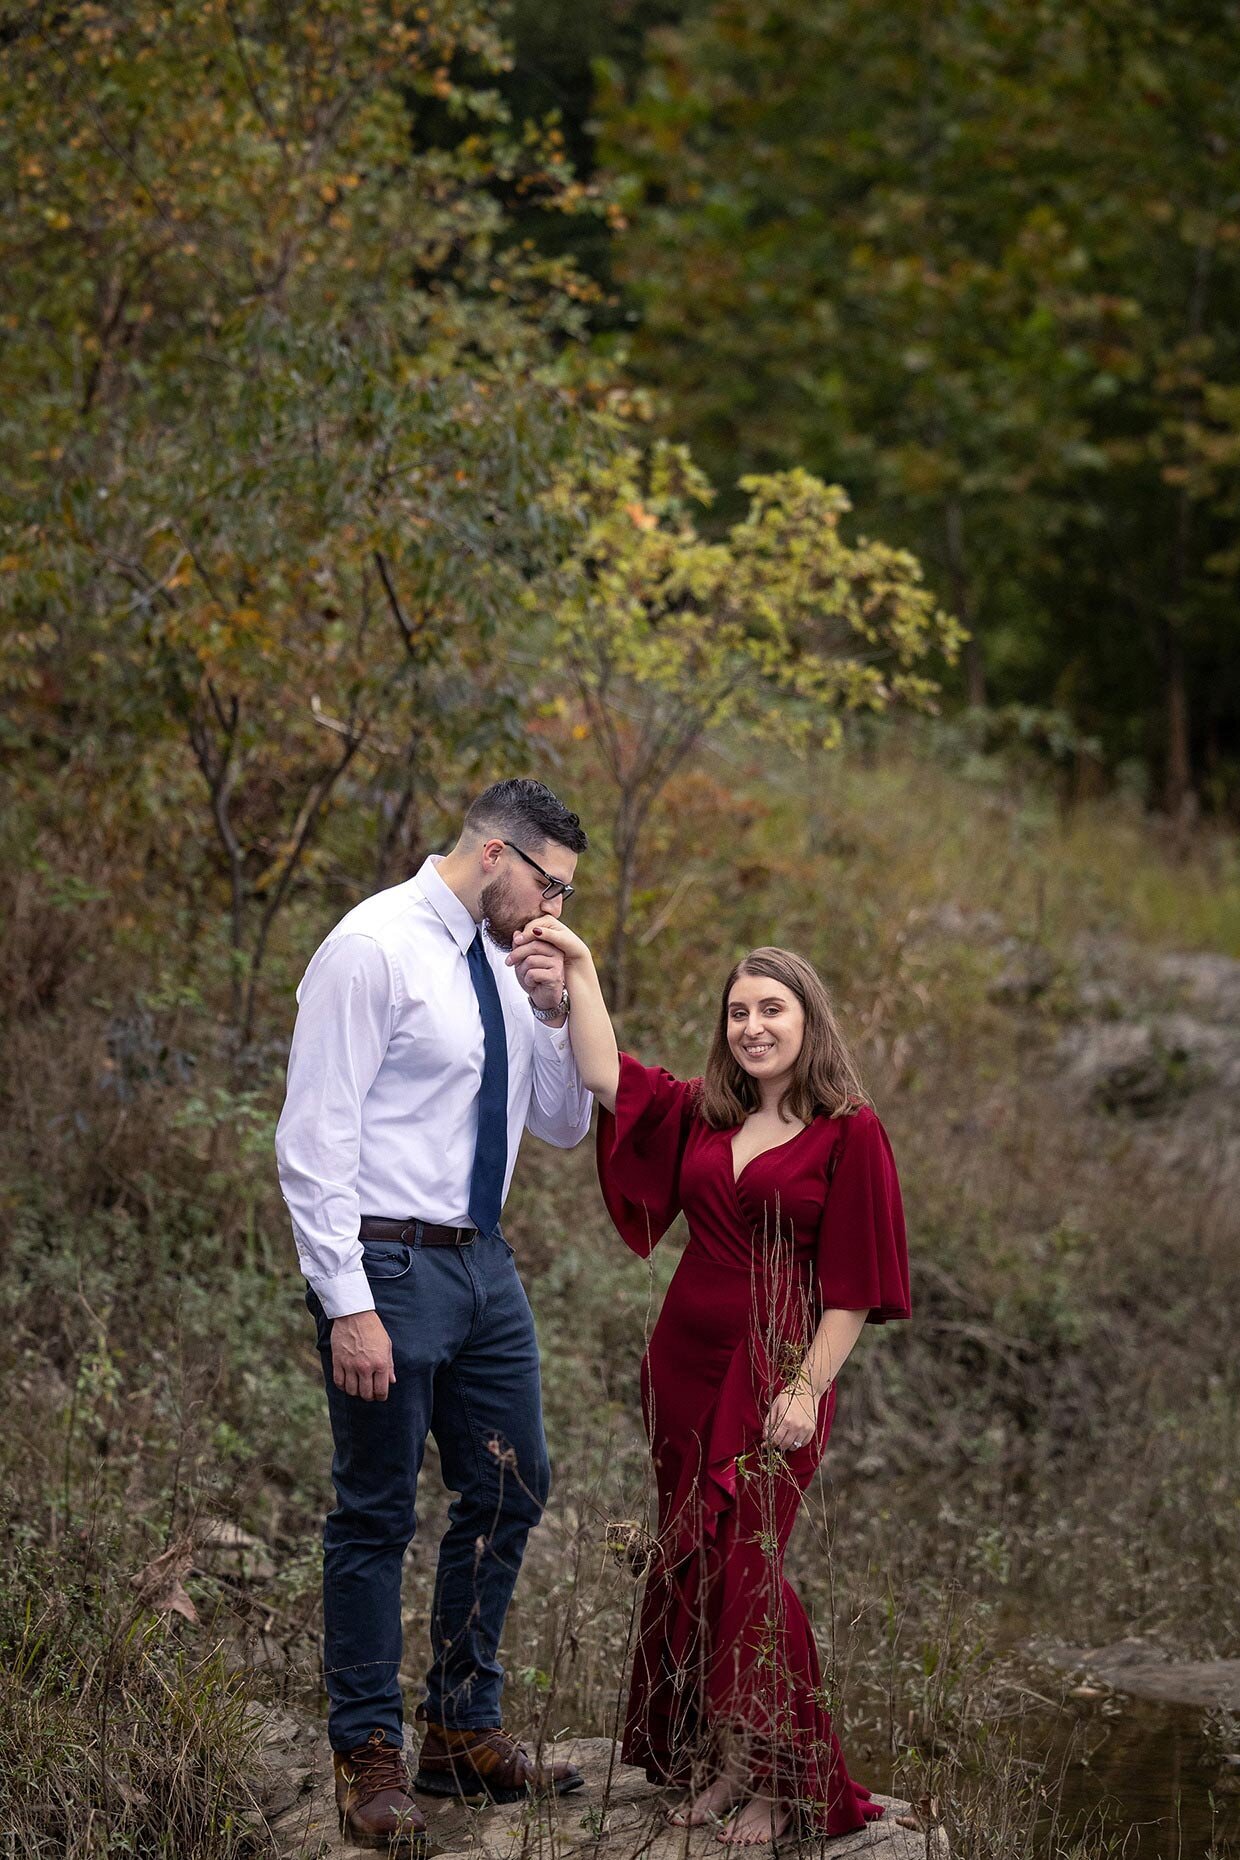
[726,975,805,1084]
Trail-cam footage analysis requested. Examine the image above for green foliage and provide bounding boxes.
[2,6,1240,1851]
[0,0,611,1044]
[597,0,1240,814]
[536,440,962,1001]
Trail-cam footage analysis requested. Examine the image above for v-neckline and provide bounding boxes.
[730,1118,812,1185]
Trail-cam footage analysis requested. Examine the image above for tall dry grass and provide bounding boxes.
[1,728,1238,1854]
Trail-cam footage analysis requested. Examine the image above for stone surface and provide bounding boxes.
[198,1517,277,1582]
[1040,1638,1240,1709]
[1054,1017,1219,1115]
[258,1727,932,1859]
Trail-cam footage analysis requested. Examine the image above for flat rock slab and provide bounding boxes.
[258,1724,934,1859]
[1039,1638,1240,1709]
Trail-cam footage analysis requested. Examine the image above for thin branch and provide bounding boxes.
[223,0,290,161]
[242,726,366,1046]
[373,549,416,656]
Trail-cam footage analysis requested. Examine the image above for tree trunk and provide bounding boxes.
[1158,243,1209,821]
[1160,614,1192,821]
[945,499,985,706]
[605,792,641,1015]
[374,756,425,891]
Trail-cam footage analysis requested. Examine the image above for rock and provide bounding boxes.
[1040,1640,1240,1709]
[1151,950,1240,1024]
[253,1719,933,1858]
[987,942,1057,1006]
[1055,1019,1213,1115]
[197,1518,276,1583]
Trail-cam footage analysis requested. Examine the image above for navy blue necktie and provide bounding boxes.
[466,930,509,1238]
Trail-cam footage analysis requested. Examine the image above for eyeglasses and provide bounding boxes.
[503,839,575,903]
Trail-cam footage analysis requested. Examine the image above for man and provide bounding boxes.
[275,778,593,1854]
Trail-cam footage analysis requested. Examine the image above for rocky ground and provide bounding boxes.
[1037,1638,1240,1711]
[922,904,1240,1157]
[247,1726,934,1860]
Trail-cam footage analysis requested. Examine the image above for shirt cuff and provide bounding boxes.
[309,1267,376,1319]
[532,1014,573,1055]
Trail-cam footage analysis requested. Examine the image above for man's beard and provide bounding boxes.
[479,873,529,952]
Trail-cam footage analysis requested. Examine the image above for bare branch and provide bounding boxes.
[373,549,417,657]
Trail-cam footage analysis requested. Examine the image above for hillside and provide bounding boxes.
[1,729,1238,1858]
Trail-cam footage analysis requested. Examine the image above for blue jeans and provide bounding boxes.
[305,1229,550,1754]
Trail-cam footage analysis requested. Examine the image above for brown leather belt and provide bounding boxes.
[358,1215,478,1248]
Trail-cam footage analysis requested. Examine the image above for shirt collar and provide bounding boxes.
[414,855,480,955]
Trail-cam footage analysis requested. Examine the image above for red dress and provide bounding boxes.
[596,1054,910,1834]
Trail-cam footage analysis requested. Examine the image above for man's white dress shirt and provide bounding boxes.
[275,855,593,1318]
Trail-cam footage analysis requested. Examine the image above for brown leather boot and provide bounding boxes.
[413,1719,584,1805]
[333,1729,429,1854]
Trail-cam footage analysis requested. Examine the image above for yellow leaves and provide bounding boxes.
[43,208,73,231]
[542,442,955,762]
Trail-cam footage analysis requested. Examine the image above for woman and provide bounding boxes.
[508,922,910,1846]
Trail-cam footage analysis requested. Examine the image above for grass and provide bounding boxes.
[1,726,1238,1855]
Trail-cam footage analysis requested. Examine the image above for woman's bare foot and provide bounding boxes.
[667,1772,745,1827]
[715,1794,794,1846]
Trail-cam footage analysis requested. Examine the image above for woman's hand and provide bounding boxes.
[509,915,594,969]
[508,915,619,1109]
[763,1378,821,1454]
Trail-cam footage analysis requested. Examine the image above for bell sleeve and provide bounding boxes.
[814,1106,911,1324]
[595,1051,700,1258]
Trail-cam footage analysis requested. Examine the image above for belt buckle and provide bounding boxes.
[399,1219,420,1245]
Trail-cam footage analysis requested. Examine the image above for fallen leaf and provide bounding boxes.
[130,1536,199,1625]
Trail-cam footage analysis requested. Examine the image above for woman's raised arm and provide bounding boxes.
[508,917,620,1112]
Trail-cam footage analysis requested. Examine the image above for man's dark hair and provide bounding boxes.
[462,778,588,855]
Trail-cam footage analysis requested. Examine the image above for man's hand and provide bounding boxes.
[507,928,567,1014]
[331,1310,396,1401]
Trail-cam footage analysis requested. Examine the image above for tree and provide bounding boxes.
[597,0,1240,815]
[0,0,610,1050]
[536,441,963,1008]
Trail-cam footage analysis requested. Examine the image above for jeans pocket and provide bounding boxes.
[360,1239,415,1280]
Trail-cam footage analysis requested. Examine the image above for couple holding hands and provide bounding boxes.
[275,778,910,1854]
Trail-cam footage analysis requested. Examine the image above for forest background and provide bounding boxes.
[1,3,1239,1858]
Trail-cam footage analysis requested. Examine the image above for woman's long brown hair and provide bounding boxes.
[698,947,871,1129]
